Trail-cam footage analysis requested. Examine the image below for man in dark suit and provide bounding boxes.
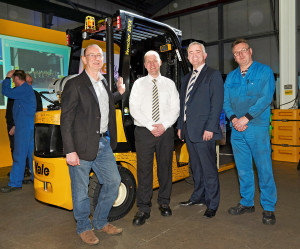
[60,44,125,245]
[177,42,224,218]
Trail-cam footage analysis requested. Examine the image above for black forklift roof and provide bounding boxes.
[67,9,190,77]
[116,10,183,39]
[68,10,183,46]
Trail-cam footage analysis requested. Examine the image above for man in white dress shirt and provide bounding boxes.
[129,50,180,226]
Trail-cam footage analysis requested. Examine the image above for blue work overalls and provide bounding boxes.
[2,78,36,187]
[223,61,277,211]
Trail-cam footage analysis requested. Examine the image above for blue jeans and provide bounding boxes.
[231,125,277,211]
[68,137,121,234]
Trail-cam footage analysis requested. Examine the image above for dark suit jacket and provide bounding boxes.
[177,64,224,143]
[60,70,122,161]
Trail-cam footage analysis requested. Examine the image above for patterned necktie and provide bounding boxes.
[185,69,198,104]
[184,70,198,120]
[152,79,160,122]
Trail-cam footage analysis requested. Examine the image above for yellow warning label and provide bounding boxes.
[285,90,293,95]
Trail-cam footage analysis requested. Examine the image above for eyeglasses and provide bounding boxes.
[233,47,250,57]
[85,54,103,59]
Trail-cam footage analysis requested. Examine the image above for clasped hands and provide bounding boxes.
[177,129,213,141]
[232,116,249,132]
[151,124,165,137]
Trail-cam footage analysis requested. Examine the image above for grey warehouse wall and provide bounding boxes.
[0,0,298,76]
[156,0,299,76]
[0,0,130,32]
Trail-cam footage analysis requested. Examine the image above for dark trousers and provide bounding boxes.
[135,126,174,213]
[184,125,220,211]
[7,125,30,171]
[7,126,14,159]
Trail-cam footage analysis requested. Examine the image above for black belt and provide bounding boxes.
[100,131,107,137]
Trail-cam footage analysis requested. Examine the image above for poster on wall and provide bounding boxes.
[0,34,70,109]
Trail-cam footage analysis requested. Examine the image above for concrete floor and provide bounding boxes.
[0,160,299,249]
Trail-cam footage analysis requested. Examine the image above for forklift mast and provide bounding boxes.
[66,10,190,152]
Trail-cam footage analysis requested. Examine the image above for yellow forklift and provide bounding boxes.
[33,10,190,221]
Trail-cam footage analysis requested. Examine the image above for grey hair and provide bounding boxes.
[187,41,206,54]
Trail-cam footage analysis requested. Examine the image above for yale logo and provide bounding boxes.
[35,162,50,176]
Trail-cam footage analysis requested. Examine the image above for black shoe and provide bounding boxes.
[159,205,172,216]
[203,208,216,218]
[180,200,205,206]
[22,179,34,184]
[133,211,150,226]
[262,211,276,225]
[0,185,22,193]
[228,203,255,215]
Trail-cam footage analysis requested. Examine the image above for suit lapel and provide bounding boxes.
[188,64,208,100]
[183,71,192,94]
[101,77,114,104]
[101,77,110,95]
[82,70,100,104]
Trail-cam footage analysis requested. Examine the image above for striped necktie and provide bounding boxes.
[185,69,198,104]
[184,70,198,121]
[152,79,160,122]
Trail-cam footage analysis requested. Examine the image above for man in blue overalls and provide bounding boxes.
[223,39,277,225]
[1,70,36,193]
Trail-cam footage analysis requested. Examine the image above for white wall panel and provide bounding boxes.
[170,8,218,42]
[224,0,273,38]
[298,0,300,25]
[224,1,248,38]
[298,32,300,74]
[298,1,300,77]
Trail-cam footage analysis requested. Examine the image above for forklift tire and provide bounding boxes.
[88,165,136,221]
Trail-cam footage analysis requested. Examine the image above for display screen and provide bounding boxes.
[0,35,70,109]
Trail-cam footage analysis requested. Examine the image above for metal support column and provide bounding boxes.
[218,3,224,74]
[106,16,114,92]
[279,0,297,109]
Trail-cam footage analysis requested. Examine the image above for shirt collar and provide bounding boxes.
[239,61,253,73]
[147,73,162,82]
[193,63,205,74]
[85,70,104,84]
